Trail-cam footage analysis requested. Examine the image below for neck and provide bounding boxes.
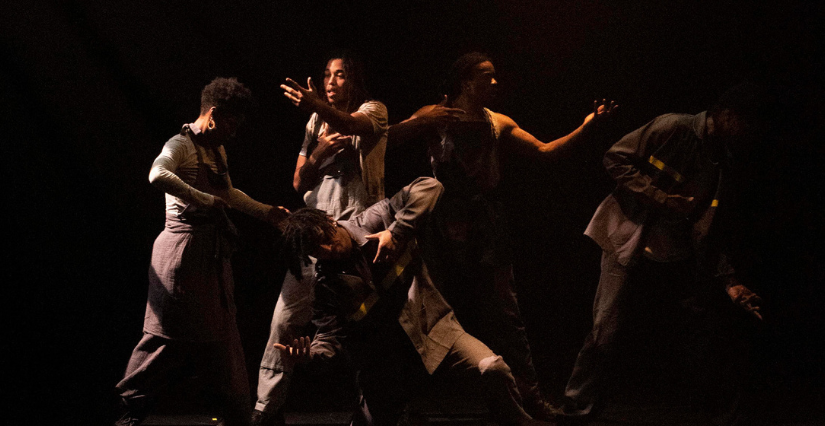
[332,99,349,112]
[193,114,210,133]
[453,95,485,118]
[191,114,219,146]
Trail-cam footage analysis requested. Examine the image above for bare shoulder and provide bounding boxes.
[488,110,518,134]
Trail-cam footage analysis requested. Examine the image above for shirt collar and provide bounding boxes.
[188,123,202,135]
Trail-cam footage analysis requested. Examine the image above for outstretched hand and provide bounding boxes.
[274,336,313,365]
[416,95,466,129]
[281,77,323,112]
[727,284,763,320]
[365,229,402,264]
[583,99,618,126]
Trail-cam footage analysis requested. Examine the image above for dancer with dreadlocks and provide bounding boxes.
[274,177,554,426]
[253,51,388,426]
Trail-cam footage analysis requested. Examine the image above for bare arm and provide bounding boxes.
[292,126,354,193]
[281,77,376,136]
[502,99,617,159]
[388,97,465,147]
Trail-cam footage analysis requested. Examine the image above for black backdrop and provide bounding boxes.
[3,1,824,424]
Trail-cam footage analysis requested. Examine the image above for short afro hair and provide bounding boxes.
[200,77,253,116]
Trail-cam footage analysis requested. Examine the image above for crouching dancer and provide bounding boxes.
[275,177,554,426]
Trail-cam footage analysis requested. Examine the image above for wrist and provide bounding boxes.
[308,152,325,165]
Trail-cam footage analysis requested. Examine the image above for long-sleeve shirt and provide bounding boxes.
[149,125,271,221]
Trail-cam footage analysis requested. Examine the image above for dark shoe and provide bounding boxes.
[514,418,558,426]
[113,396,147,426]
[250,409,285,426]
[524,399,560,421]
[114,414,141,426]
[548,398,600,422]
[113,409,143,426]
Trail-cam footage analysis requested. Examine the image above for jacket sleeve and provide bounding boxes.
[603,114,680,207]
[351,177,444,243]
[387,177,444,242]
[308,276,346,362]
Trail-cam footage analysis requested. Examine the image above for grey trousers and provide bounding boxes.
[116,330,250,426]
[563,250,629,414]
[352,327,531,426]
[255,260,317,413]
[563,250,736,417]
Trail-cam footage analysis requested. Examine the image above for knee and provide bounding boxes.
[478,355,512,381]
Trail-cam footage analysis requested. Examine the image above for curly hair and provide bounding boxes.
[325,50,371,113]
[200,77,253,116]
[281,208,338,278]
[443,52,493,102]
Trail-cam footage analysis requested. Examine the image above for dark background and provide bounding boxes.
[3,1,824,424]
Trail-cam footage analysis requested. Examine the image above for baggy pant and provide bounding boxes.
[351,326,531,426]
[255,260,317,414]
[564,251,744,418]
[116,330,250,426]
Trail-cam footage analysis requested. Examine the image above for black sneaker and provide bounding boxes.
[524,399,560,421]
[113,413,141,426]
[548,398,600,422]
[250,409,285,426]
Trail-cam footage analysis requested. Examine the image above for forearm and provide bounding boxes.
[310,299,346,361]
[506,117,590,161]
[312,102,372,136]
[225,187,272,221]
[604,151,669,206]
[537,123,587,157]
[603,120,675,206]
[387,117,436,147]
[294,155,321,193]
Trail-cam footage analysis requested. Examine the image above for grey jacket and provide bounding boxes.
[586,112,732,277]
[309,177,466,374]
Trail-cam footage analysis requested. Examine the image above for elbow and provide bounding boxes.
[413,176,444,198]
[336,123,356,135]
[293,175,309,194]
[148,168,161,186]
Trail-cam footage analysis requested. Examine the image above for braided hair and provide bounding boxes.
[281,208,338,278]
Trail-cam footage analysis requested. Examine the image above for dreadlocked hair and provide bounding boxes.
[325,49,371,113]
[281,208,338,279]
